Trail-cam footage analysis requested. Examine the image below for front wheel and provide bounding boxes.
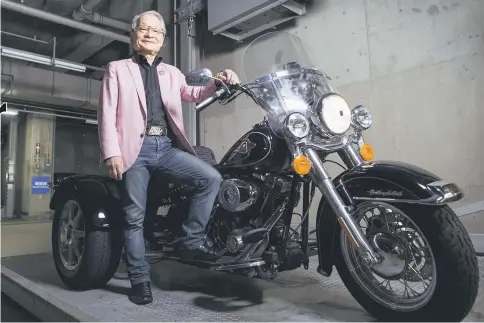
[335,202,479,322]
[52,197,123,290]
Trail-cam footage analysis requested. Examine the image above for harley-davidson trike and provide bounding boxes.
[51,31,478,321]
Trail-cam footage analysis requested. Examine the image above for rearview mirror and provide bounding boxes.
[185,68,213,86]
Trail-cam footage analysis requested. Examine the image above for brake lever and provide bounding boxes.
[217,84,242,105]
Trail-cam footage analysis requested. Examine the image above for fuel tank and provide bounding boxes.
[218,121,291,173]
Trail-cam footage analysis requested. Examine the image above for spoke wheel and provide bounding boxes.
[341,202,436,312]
[58,200,85,273]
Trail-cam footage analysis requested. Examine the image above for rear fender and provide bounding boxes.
[316,160,463,276]
[50,175,122,229]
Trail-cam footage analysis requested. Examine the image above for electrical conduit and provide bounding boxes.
[72,0,131,32]
[1,0,130,43]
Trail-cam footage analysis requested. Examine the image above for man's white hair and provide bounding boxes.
[131,10,165,31]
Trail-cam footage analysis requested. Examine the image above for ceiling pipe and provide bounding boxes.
[1,0,130,44]
[72,0,131,32]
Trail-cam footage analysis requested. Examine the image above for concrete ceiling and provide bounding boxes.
[1,0,156,79]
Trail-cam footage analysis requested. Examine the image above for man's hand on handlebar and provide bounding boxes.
[196,70,242,112]
[216,69,240,85]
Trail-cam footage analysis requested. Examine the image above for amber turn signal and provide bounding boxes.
[360,143,374,161]
[292,155,311,175]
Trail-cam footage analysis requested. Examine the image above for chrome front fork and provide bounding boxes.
[305,147,381,267]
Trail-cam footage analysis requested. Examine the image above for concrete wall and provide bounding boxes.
[16,114,55,217]
[199,0,484,226]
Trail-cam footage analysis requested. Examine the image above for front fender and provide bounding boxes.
[316,160,464,277]
[334,160,463,205]
[50,175,121,229]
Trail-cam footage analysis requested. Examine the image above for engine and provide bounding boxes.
[217,174,294,212]
[213,174,297,254]
[217,179,259,212]
[225,228,252,253]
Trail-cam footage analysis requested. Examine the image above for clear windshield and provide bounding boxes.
[242,31,334,137]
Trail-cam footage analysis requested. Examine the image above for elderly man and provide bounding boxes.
[98,10,239,305]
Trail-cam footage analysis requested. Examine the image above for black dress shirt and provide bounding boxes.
[133,52,168,128]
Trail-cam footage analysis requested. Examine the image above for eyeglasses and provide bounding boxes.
[137,26,166,37]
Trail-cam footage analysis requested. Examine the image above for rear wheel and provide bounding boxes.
[52,198,122,290]
[335,202,479,322]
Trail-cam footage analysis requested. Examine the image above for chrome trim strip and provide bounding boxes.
[301,133,356,152]
[212,260,266,271]
[352,181,464,206]
[254,68,327,84]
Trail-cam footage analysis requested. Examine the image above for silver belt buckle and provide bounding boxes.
[147,125,164,136]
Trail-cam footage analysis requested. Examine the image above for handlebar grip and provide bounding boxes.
[195,96,217,112]
[195,87,227,112]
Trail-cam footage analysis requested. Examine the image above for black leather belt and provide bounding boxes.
[146,125,167,136]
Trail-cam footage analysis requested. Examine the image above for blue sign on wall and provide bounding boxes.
[31,176,51,195]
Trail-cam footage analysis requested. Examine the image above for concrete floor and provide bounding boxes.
[460,211,484,234]
[1,221,52,257]
[2,253,484,322]
[1,205,483,321]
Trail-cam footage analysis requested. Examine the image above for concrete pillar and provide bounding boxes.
[19,114,55,219]
[178,0,200,145]
[3,117,18,219]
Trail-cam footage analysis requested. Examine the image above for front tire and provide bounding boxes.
[335,203,479,322]
[52,197,123,290]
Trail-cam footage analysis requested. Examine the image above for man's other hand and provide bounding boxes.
[106,156,124,180]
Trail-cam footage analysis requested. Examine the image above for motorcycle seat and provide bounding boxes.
[193,145,217,166]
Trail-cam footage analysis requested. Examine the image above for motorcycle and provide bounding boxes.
[50,31,478,321]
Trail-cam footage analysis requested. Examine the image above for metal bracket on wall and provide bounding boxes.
[219,16,295,42]
[174,0,205,24]
[281,0,306,15]
[208,0,306,42]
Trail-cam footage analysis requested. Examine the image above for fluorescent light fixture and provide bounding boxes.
[1,47,51,66]
[2,109,18,115]
[55,60,86,73]
[1,46,86,73]
[85,119,98,125]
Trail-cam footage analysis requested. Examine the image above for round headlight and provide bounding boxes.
[285,113,310,138]
[351,105,372,130]
[316,94,352,135]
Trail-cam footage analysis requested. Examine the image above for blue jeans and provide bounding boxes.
[119,135,222,285]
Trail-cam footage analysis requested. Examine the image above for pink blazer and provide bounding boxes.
[98,57,217,173]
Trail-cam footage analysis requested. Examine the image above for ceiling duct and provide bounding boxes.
[207,0,307,41]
